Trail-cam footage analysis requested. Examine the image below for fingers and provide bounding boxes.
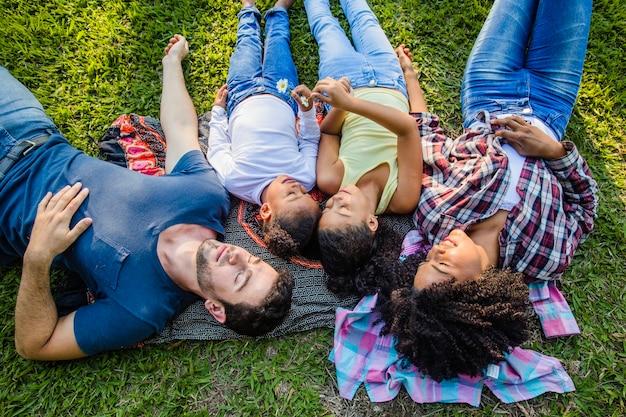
[30,184,92,260]
[217,84,228,98]
[39,184,89,227]
[395,44,412,59]
[338,77,351,93]
[69,217,93,241]
[292,84,312,96]
[491,116,527,130]
[292,84,313,109]
[42,183,84,212]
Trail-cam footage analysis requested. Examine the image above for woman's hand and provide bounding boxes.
[492,116,566,159]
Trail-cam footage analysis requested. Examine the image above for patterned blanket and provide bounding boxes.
[98,112,414,341]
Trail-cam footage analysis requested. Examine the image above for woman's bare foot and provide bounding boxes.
[275,0,296,10]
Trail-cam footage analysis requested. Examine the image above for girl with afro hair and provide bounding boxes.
[335,0,598,382]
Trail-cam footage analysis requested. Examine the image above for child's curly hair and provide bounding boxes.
[376,263,531,382]
[262,205,320,259]
[321,223,406,296]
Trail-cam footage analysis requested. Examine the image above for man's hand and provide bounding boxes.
[26,183,92,264]
[291,84,314,111]
[213,84,228,109]
[492,116,567,159]
[311,77,353,110]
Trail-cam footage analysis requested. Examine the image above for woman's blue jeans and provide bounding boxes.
[0,66,59,159]
[461,0,592,139]
[304,0,407,98]
[226,5,299,116]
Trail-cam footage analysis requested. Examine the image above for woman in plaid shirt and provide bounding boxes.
[376,0,598,381]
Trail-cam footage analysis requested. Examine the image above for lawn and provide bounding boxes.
[1,0,625,416]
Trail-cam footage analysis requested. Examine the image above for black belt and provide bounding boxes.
[0,135,50,182]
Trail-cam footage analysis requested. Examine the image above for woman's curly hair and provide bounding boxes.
[262,206,320,259]
[320,223,406,296]
[376,264,530,382]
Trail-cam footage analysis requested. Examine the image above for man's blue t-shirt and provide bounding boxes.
[0,135,230,354]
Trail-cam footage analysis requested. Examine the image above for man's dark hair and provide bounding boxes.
[220,268,294,337]
[377,265,530,382]
[262,206,321,259]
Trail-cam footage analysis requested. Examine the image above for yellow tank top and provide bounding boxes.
[339,88,409,214]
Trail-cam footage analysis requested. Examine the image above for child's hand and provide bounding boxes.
[213,84,228,109]
[292,84,313,111]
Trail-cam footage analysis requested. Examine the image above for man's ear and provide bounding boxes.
[204,298,226,324]
[367,214,379,233]
[259,203,272,221]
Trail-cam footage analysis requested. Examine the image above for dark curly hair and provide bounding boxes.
[262,206,321,259]
[377,264,530,382]
[320,222,405,296]
[219,268,294,337]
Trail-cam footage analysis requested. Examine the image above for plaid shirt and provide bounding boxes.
[413,112,598,281]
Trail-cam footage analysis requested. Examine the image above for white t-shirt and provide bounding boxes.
[207,95,320,205]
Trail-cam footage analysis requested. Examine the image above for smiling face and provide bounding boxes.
[196,239,278,307]
[319,184,374,230]
[413,229,490,290]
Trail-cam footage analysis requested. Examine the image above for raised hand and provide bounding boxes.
[291,84,314,111]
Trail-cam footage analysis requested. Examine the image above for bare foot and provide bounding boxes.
[242,0,255,7]
[163,34,188,63]
[275,0,296,10]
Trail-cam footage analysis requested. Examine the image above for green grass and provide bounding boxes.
[1,0,625,415]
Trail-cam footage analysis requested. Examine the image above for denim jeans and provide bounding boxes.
[461,0,592,139]
[226,5,299,116]
[0,66,59,159]
[304,0,407,98]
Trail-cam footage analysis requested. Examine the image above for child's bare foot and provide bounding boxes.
[275,0,296,10]
[242,0,255,7]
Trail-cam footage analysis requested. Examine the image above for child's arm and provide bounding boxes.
[314,80,349,194]
[396,44,428,113]
[293,85,321,181]
[312,77,422,213]
[206,84,233,185]
[316,126,344,195]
